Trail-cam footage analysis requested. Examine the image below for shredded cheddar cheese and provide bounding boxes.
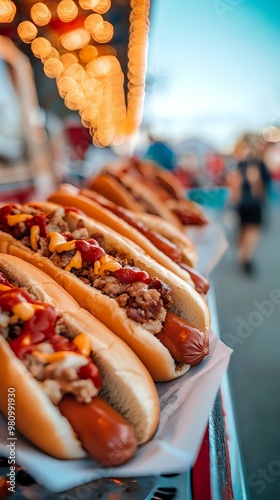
[13,302,36,321]
[7,214,33,226]
[55,240,76,253]
[48,232,67,253]
[65,250,82,271]
[73,333,91,356]
[96,254,121,276]
[94,260,101,274]
[32,350,86,364]
[46,231,121,275]
[30,225,40,251]
[12,302,45,321]
[31,304,45,311]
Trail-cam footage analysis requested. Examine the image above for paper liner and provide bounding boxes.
[0,330,232,493]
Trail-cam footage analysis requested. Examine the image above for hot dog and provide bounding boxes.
[87,162,208,226]
[114,159,208,225]
[0,202,210,381]
[88,172,183,228]
[166,198,208,226]
[0,254,160,462]
[48,185,210,295]
[112,157,185,201]
[133,213,210,295]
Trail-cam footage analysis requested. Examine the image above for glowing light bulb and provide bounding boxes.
[96,127,115,147]
[44,58,64,78]
[84,13,103,34]
[0,0,16,23]
[17,21,38,43]
[79,0,94,10]
[60,53,78,68]
[79,45,98,64]
[60,28,91,51]
[95,45,116,57]
[92,21,114,44]
[57,0,78,23]
[80,103,99,124]
[80,77,96,97]
[41,47,59,63]
[31,37,52,59]
[65,88,85,110]
[63,62,86,82]
[57,76,79,98]
[30,3,51,26]
[91,0,111,15]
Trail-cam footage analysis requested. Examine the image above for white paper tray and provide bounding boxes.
[0,217,231,493]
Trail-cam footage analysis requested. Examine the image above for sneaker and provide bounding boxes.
[242,260,256,275]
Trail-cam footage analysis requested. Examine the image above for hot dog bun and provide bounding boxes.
[0,203,210,381]
[88,172,183,229]
[132,212,197,268]
[48,184,197,282]
[87,158,208,226]
[115,158,185,201]
[0,254,160,459]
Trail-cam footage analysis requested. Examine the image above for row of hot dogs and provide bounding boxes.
[0,160,211,468]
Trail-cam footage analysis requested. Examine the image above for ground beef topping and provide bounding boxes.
[46,207,69,233]
[73,265,172,333]
[2,205,173,331]
[0,284,100,405]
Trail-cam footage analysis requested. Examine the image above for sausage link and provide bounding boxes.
[81,190,206,276]
[172,207,208,225]
[179,263,210,295]
[144,229,183,263]
[155,312,209,365]
[58,395,138,466]
[80,190,184,264]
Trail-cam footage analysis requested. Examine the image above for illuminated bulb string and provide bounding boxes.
[0,0,150,146]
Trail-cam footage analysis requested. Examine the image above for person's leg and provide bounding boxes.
[239,224,261,260]
[238,224,261,272]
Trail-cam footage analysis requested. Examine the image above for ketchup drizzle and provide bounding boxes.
[26,214,47,238]
[75,239,105,263]
[112,267,150,284]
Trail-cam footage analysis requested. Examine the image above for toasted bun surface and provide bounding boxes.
[130,212,198,268]
[115,173,183,228]
[0,203,210,381]
[0,254,160,454]
[48,187,196,285]
[88,174,143,212]
[88,173,183,229]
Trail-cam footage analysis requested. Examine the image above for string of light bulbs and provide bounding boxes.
[0,0,150,147]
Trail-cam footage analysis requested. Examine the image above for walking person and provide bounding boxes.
[229,156,271,274]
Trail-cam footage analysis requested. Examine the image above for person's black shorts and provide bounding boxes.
[237,204,262,226]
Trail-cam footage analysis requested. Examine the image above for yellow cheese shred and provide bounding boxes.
[12,302,36,321]
[48,232,67,253]
[73,333,91,356]
[30,225,40,251]
[55,240,76,253]
[7,214,33,226]
[65,250,82,271]
[0,285,11,291]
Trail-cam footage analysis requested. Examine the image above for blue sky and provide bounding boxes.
[144,0,280,151]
